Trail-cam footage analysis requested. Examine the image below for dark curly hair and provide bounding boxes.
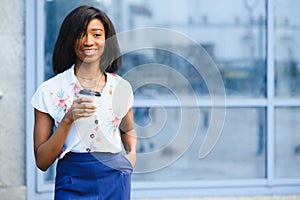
[52,5,121,74]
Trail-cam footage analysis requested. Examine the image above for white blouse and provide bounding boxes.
[31,65,134,158]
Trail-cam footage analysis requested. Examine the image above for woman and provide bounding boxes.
[31,5,137,199]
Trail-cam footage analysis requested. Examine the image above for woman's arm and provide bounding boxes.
[120,108,137,167]
[34,109,71,171]
[33,98,96,171]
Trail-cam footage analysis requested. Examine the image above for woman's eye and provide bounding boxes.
[94,33,101,37]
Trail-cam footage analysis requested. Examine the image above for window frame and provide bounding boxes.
[25,0,300,199]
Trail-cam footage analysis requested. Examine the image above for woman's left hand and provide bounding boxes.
[125,152,136,167]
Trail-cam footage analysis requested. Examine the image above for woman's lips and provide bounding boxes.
[82,49,97,56]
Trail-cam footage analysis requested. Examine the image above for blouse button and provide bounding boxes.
[95,119,98,124]
[90,133,95,139]
[86,148,91,152]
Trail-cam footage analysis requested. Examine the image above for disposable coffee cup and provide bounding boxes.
[75,89,101,148]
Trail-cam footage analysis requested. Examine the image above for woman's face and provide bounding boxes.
[74,18,106,65]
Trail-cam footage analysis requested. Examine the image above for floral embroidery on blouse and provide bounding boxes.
[112,115,120,134]
[73,83,80,96]
[53,89,69,115]
[106,108,120,135]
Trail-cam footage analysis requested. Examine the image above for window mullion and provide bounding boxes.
[266,0,275,185]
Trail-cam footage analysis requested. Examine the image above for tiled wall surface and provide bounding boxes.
[0,0,26,199]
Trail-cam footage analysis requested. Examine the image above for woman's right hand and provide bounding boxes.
[63,98,97,124]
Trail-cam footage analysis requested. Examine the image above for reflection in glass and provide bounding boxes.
[275,0,300,97]
[45,0,266,98]
[44,162,56,184]
[275,107,300,178]
[43,0,269,183]
[120,49,209,98]
[133,107,266,181]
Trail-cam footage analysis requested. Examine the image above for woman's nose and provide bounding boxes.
[83,34,93,46]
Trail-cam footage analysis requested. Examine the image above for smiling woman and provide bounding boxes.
[74,18,105,65]
[52,5,121,75]
[31,5,137,200]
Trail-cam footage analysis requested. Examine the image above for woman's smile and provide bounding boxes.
[82,49,98,56]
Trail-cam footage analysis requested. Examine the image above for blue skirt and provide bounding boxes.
[54,152,133,200]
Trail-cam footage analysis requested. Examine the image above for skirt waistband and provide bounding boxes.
[62,152,121,162]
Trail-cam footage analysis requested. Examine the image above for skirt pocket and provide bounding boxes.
[55,175,72,191]
[116,153,133,173]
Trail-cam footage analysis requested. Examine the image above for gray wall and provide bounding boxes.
[0,0,26,199]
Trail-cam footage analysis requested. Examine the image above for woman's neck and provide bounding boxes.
[75,61,102,79]
[74,63,105,91]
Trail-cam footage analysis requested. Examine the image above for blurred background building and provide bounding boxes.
[0,0,299,199]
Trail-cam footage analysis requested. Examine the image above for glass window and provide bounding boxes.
[28,0,300,198]
[134,107,266,181]
[275,107,300,178]
[121,0,267,98]
[120,49,209,98]
[275,0,300,97]
[44,0,267,98]
[42,0,267,182]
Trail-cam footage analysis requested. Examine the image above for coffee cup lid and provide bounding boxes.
[79,89,101,97]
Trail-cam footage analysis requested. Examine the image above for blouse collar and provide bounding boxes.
[67,64,111,88]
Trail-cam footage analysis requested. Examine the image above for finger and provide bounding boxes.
[73,98,82,103]
[77,112,95,118]
[73,107,96,115]
[73,98,89,105]
[82,108,97,114]
[79,104,97,111]
[78,97,94,104]
[72,111,94,121]
[74,101,96,109]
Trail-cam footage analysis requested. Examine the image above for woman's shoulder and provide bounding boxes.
[106,72,131,85]
[106,73,133,96]
[38,70,71,91]
[107,72,122,80]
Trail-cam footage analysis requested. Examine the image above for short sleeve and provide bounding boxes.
[127,84,134,109]
[30,84,50,114]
